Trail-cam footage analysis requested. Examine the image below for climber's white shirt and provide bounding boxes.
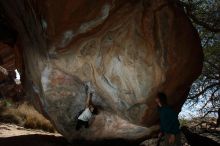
[78,108,92,122]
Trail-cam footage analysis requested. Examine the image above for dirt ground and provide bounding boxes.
[0,123,142,146]
[0,123,67,146]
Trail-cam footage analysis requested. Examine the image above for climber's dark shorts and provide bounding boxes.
[76,119,89,130]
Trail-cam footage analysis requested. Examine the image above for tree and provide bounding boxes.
[179,0,220,124]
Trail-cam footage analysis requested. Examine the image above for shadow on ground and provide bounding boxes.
[0,135,67,146]
[0,134,141,146]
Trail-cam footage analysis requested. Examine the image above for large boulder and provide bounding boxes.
[0,0,203,141]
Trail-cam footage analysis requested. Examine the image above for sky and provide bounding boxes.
[179,97,218,120]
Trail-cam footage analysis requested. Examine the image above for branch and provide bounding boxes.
[202,33,215,48]
[178,1,220,33]
[202,110,217,118]
[189,14,220,33]
[188,83,219,99]
[200,97,212,110]
[205,60,219,71]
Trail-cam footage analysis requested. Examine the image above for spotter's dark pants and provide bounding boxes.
[76,119,89,130]
[163,133,181,146]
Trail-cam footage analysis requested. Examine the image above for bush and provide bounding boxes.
[0,100,56,133]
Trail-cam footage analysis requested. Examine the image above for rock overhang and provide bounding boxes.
[0,0,203,141]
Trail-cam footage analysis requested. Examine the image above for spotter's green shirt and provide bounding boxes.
[158,106,180,134]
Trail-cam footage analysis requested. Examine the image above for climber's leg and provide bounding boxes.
[76,119,89,130]
[84,121,89,128]
[76,120,84,130]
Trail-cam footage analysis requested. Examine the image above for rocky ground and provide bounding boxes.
[0,122,219,146]
[201,131,220,144]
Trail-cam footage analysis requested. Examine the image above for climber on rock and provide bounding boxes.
[155,92,181,146]
[76,92,97,131]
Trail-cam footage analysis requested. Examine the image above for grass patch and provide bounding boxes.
[0,100,56,133]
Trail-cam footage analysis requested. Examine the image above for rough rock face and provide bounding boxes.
[0,43,23,101]
[0,0,203,141]
[0,43,16,75]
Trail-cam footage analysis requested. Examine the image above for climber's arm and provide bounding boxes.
[86,93,93,107]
